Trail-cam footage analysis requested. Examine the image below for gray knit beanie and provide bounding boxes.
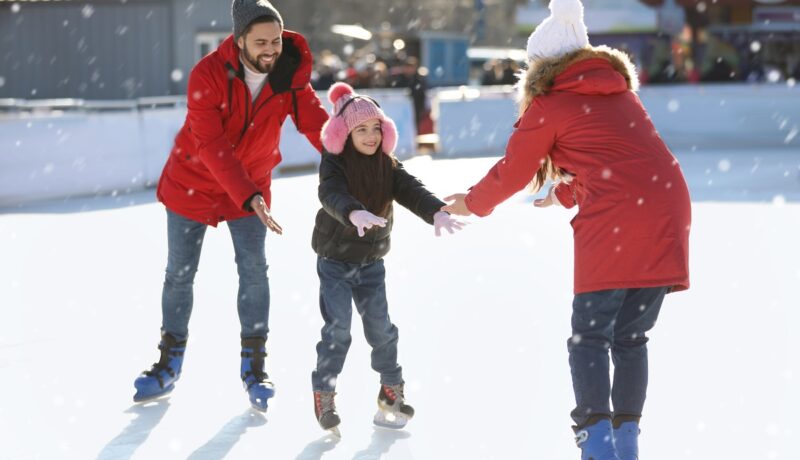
[232,0,283,40]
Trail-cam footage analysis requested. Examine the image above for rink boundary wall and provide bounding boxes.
[1,84,798,207]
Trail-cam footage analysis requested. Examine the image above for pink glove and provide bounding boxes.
[433,211,465,237]
[349,210,387,237]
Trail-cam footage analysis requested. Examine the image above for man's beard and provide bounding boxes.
[243,43,278,73]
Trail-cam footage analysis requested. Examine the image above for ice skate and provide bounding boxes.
[314,390,341,437]
[373,383,414,429]
[241,338,275,412]
[133,333,186,403]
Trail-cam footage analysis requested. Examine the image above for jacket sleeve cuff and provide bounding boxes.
[553,183,577,209]
[243,192,262,212]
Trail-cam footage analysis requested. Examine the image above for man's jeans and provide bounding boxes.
[161,209,270,342]
[568,287,668,427]
[312,256,403,392]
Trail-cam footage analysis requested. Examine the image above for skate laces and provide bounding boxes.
[315,391,336,415]
[382,384,403,403]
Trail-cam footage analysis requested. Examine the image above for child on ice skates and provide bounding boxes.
[310,82,463,435]
[442,1,691,459]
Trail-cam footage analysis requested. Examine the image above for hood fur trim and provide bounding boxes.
[517,45,639,103]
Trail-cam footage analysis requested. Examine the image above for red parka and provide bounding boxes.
[465,47,691,294]
[157,31,328,225]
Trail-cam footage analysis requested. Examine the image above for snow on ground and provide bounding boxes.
[1,149,799,459]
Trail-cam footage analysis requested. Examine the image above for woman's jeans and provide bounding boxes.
[161,209,270,342]
[568,287,668,427]
[312,256,403,392]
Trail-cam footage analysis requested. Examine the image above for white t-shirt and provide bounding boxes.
[241,59,268,102]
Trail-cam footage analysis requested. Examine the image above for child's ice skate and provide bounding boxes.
[373,383,414,429]
[314,390,341,437]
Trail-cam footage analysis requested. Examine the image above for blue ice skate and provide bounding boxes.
[574,419,622,460]
[241,338,275,412]
[613,420,640,460]
[133,333,186,402]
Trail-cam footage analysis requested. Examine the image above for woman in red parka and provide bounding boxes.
[133,0,329,413]
[442,1,690,459]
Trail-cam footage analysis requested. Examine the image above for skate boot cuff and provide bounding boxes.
[612,414,641,429]
[572,414,612,433]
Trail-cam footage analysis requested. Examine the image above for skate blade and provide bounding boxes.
[133,384,175,403]
[249,396,272,412]
[248,386,276,412]
[327,427,341,438]
[373,410,408,429]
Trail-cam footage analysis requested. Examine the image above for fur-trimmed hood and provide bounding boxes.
[518,45,639,103]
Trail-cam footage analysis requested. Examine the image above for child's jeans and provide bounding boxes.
[568,287,668,427]
[312,256,403,392]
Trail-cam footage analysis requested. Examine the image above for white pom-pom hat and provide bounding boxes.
[321,82,398,155]
[526,0,590,61]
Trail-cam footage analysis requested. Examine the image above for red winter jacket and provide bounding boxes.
[465,47,691,294]
[157,31,328,225]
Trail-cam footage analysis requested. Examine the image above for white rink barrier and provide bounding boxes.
[0,90,415,207]
[2,84,798,207]
[433,83,800,156]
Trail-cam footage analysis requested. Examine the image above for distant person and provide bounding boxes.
[480,59,499,85]
[499,59,520,85]
[132,0,329,412]
[310,83,463,436]
[442,1,690,459]
[394,56,429,134]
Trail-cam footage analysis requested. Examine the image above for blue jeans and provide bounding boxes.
[568,287,667,427]
[161,209,270,342]
[312,256,403,392]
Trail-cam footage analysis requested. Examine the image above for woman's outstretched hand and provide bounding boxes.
[533,184,562,208]
[441,193,472,217]
[433,211,466,237]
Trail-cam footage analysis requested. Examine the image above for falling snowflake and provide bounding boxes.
[168,439,182,452]
[772,195,786,206]
[788,78,796,88]
[81,5,94,18]
[696,2,706,13]
[10,3,20,13]
[750,41,761,53]
[717,159,731,172]
[0,76,5,88]
[170,69,184,82]
[667,99,680,112]
[767,70,781,83]
[785,127,798,145]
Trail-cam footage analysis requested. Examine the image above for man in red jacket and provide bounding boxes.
[133,0,329,412]
[443,0,690,459]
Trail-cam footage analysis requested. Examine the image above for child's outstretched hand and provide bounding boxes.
[349,210,387,237]
[533,184,562,208]
[433,211,465,237]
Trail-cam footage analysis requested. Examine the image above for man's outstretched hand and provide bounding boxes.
[250,195,283,235]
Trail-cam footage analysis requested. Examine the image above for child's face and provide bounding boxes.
[351,119,382,156]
